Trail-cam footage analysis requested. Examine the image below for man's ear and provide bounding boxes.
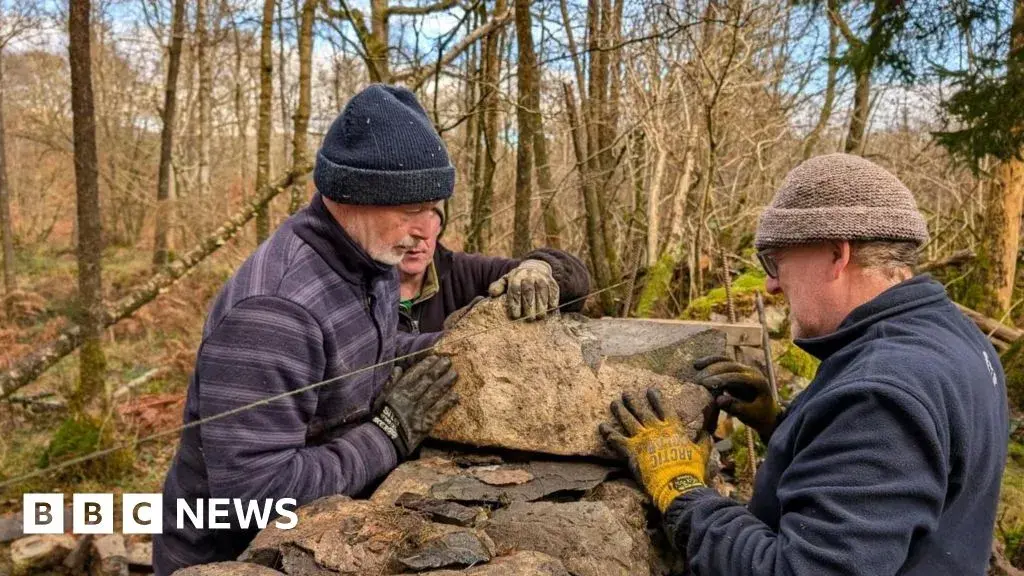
[830,241,851,279]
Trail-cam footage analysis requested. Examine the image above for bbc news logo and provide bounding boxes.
[23,494,298,535]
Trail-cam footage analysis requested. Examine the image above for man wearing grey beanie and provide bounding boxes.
[601,154,1010,575]
[156,85,466,574]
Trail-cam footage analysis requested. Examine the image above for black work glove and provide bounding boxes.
[372,356,459,460]
[694,355,781,443]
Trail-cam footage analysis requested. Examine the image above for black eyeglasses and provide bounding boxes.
[757,250,779,279]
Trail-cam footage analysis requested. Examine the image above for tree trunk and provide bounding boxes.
[512,0,535,256]
[197,0,212,200]
[979,1,1024,315]
[256,0,275,244]
[233,24,250,210]
[563,82,614,313]
[467,0,505,253]
[0,49,16,317]
[289,0,314,214]
[369,0,390,81]
[153,0,187,267]
[277,0,290,169]
[532,13,562,248]
[845,66,871,154]
[68,0,107,413]
[646,144,667,268]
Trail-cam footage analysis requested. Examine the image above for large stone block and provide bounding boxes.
[432,299,720,457]
[483,500,648,576]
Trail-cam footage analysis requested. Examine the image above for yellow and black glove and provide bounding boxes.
[694,355,781,443]
[599,388,712,512]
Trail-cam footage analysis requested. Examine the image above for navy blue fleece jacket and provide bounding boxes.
[666,275,1010,575]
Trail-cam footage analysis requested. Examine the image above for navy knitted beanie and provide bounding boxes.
[314,84,455,205]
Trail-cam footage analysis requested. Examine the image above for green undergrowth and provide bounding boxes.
[37,415,135,484]
[1001,339,1024,413]
[998,436,1024,566]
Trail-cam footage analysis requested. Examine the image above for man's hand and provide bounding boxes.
[372,356,459,460]
[487,259,559,321]
[694,355,781,442]
[599,388,712,512]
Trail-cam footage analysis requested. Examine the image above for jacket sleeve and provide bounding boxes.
[450,248,592,312]
[197,296,398,506]
[664,379,947,576]
[394,330,442,361]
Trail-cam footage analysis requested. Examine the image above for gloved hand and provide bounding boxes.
[694,355,781,442]
[372,356,459,460]
[488,259,559,321]
[599,388,712,512]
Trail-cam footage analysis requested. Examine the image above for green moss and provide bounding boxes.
[37,416,133,484]
[681,270,769,320]
[778,342,820,381]
[636,253,678,318]
[998,451,1024,564]
[1001,339,1024,413]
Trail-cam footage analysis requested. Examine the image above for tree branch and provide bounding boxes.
[826,5,861,47]
[393,5,513,88]
[388,0,459,16]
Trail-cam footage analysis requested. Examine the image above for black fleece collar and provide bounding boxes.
[795,275,949,361]
[293,192,393,285]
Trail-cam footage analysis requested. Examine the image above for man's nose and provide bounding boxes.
[765,276,782,295]
[408,214,433,239]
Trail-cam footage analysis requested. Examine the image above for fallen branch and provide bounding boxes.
[918,249,975,274]
[0,166,310,400]
[2,391,66,410]
[956,303,1024,344]
[113,367,170,399]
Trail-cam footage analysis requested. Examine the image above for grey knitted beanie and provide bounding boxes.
[754,153,929,250]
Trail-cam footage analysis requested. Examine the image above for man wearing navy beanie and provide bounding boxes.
[155,85,463,574]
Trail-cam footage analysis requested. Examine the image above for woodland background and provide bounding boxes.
[0,0,1023,567]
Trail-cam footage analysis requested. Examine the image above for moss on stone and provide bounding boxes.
[38,415,133,483]
[682,270,777,321]
[777,342,820,382]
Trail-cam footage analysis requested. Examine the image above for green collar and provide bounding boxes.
[401,261,440,310]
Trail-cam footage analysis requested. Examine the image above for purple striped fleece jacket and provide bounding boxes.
[153,193,438,575]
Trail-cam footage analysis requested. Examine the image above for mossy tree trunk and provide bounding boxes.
[69,0,106,415]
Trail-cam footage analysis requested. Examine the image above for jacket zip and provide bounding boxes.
[365,290,383,363]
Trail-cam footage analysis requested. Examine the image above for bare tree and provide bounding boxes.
[289,0,314,214]
[828,0,904,154]
[512,0,534,256]
[256,0,275,243]
[466,0,507,253]
[802,0,840,160]
[0,0,38,316]
[196,0,212,200]
[153,0,187,267]
[68,0,106,412]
